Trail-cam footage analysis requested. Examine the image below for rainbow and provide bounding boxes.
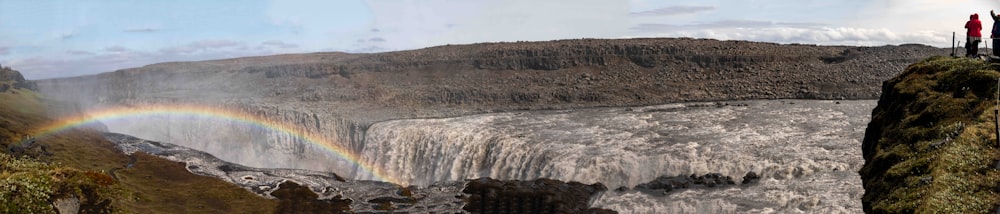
[31,104,401,185]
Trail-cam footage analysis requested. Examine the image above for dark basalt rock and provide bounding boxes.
[632,172,756,196]
[742,171,761,185]
[270,181,352,214]
[462,177,616,214]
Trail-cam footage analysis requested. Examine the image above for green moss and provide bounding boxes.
[0,79,279,213]
[0,153,130,213]
[862,56,1000,213]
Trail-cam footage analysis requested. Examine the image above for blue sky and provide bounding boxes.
[1,0,998,79]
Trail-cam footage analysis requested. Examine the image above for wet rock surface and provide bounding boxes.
[462,177,615,214]
[630,173,759,196]
[103,133,468,213]
[270,181,351,214]
[106,132,627,213]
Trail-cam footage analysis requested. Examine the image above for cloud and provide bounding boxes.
[632,20,823,32]
[351,45,387,53]
[260,40,299,49]
[10,41,272,80]
[59,32,77,40]
[104,46,129,53]
[0,47,8,56]
[368,37,386,42]
[160,40,245,55]
[641,27,947,46]
[66,50,95,56]
[630,6,716,16]
[371,28,380,32]
[193,40,243,48]
[124,28,159,33]
[365,0,631,49]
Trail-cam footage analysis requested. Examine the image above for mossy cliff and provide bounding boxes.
[0,67,280,213]
[861,56,1000,213]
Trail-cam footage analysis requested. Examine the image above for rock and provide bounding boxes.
[0,65,35,90]
[0,65,26,82]
[29,38,950,213]
[918,176,933,185]
[742,172,761,185]
[52,196,80,214]
[633,173,742,196]
[861,57,997,213]
[270,181,352,213]
[462,177,613,214]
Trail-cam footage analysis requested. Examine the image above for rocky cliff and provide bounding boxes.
[34,38,949,182]
[0,64,36,92]
[38,38,947,111]
[860,56,1000,213]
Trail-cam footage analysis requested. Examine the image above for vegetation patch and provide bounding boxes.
[0,74,279,213]
[861,56,1000,213]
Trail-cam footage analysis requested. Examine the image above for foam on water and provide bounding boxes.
[357,100,874,213]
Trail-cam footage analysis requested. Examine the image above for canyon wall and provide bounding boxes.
[34,38,948,183]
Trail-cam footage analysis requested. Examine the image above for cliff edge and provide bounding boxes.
[0,64,36,92]
[0,67,283,213]
[861,56,1000,213]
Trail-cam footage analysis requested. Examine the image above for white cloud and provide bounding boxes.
[124,28,159,33]
[159,40,245,55]
[11,43,274,80]
[12,1,999,79]
[104,46,129,53]
[260,40,299,49]
[0,47,8,56]
[630,6,715,16]
[58,31,77,40]
[643,27,948,46]
[365,0,631,49]
[633,20,823,32]
[66,50,95,56]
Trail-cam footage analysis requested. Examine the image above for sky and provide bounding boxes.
[1,0,999,79]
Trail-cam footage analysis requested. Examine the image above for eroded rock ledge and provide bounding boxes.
[860,56,1000,213]
[105,132,614,213]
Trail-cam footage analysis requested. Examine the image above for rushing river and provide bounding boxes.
[358,100,872,213]
[102,99,874,213]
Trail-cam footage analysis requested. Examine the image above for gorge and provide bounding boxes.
[33,38,950,212]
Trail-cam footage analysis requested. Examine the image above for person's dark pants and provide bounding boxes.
[968,37,982,57]
[993,38,1000,56]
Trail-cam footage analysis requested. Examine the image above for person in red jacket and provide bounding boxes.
[966,13,983,57]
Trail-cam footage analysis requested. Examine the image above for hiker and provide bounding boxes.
[992,10,1000,56]
[966,13,983,57]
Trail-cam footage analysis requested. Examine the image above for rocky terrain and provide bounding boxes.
[38,38,948,121]
[105,132,614,213]
[861,56,1000,213]
[0,65,36,92]
[34,38,949,175]
[0,68,287,213]
[31,38,954,212]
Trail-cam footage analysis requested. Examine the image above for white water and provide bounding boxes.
[358,100,872,213]
[99,99,873,213]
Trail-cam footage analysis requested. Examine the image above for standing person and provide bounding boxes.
[991,10,1000,56]
[966,13,983,57]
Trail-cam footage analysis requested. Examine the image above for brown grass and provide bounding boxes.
[0,86,278,213]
